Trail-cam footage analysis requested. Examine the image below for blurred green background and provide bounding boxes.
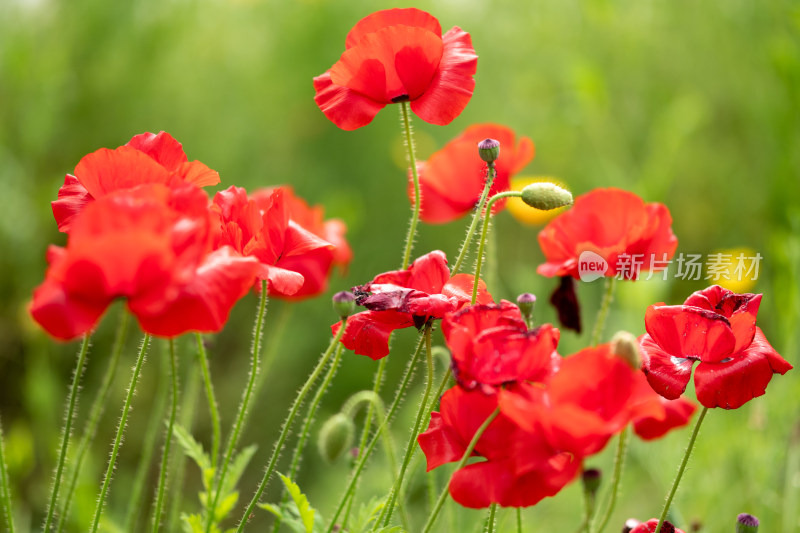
[1,0,799,531]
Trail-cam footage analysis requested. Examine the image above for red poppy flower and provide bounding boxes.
[418,386,580,508]
[441,301,560,391]
[537,188,678,280]
[313,8,478,130]
[413,124,534,223]
[631,391,697,441]
[30,184,260,340]
[331,251,491,360]
[640,285,792,409]
[52,131,220,233]
[630,519,686,533]
[210,186,339,298]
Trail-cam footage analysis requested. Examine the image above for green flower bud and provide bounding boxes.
[520,182,573,211]
[610,331,642,369]
[317,413,355,463]
[736,514,759,533]
[332,291,356,319]
[478,138,500,164]
[581,468,602,497]
[516,293,536,319]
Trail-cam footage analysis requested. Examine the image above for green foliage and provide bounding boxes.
[259,474,320,533]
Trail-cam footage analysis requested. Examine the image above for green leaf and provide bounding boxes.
[173,424,211,474]
[373,527,404,533]
[180,513,207,533]
[215,491,239,522]
[348,497,385,533]
[222,444,257,495]
[257,502,307,533]
[279,474,316,533]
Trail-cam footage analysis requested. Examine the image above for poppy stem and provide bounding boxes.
[422,407,501,533]
[591,426,629,533]
[151,338,179,533]
[590,277,616,346]
[451,163,496,276]
[377,326,436,528]
[517,508,523,533]
[654,406,709,533]
[195,333,221,470]
[43,333,91,533]
[340,356,388,530]
[472,191,523,304]
[91,333,151,533]
[56,312,128,532]
[206,282,268,533]
[0,415,15,533]
[325,335,426,533]
[484,503,498,532]
[400,100,421,270]
[236,318,348,532]
[270,342,346,533]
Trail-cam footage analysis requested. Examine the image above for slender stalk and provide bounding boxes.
[451,164,496,276]
[43,334,91,533]
[592,426,629,533]
[341,356,387,529]
[472,191,522,304]
[590,277,616,346]
[236,323,347,532]
[484,503,497,533]
[574,487,596,533]
[206,282,268,533]
[326,336,426,533]
[90,333,151,533]
[0,415,15,533]
[123,349,170,533]
[151,339,179,533]
[422,407,501,533]
[516,508,522,533]
[57,313,129,532]
[653,407,709,533]
[270,343,346,533]
[378,326,435,528]
[195,333,221,470]
[400,100,421,270]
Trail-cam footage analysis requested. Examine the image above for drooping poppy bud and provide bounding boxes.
[317,413,355,463]
[521,182,573,211]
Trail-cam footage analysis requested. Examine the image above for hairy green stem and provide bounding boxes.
[377,326,435,528]
[195,333,221,470]
[151,339,179,533]
[592,426,629,533]
[91,333,151,533]
[400,100,421,270]
[472,191,522,304]
[57,314,128,532]
[236,323,347,532]
[326,336,426,533]
[654,407,709,533]
[451,164,496,276]
[43,334,91,533]
[590,277,616,346]
[517,508,522,533]
[206,283,268,533]
[484,503,497,533]
[422,407,501,533]
[0,415,15,533]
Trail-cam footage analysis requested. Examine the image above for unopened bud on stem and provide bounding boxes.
[611,331,641,369]
[516,293,536,322]
[478,138,500,164]
[736,514,759,533]
[332,291,356,319]
[318,413,355,463]
[521,182,573,210]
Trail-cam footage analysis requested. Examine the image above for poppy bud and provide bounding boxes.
[736,514,759,533]
[318,413,355,463]
[516,293,536,321]
[332,291,356,319]
[581,468,602,497]
[521,182,573,211]
[478,138,500,164]
[611,331,641,369]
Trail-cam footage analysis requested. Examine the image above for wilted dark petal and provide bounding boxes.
[549,276,581,333]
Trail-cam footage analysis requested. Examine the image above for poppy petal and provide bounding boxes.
[640,334,695,400]
[125,131,188,170]
[345,8,441,49]
[417,412,467,471]
[74,146,171,198]
[332,310,414,360]
[644,304,735,363]
[52,174,93,233]
[313,71,386,131]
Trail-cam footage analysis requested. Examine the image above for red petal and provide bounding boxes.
[125,131,187,171]
[631,519,686,533]
[417,412,467,471]
[261,265,305,297]
[52,174,93,233]
[332,310,414,360]
[135,247,259,337]
[633,395,697,441]
[313,71,386,131]
[345,8,441,49]
[410,27,477,125]
[173,161,221,188]
[694,327,792,409]
[442,273,492,306]
[640,334,695,400]
[405,250,450,293]
[644,304,735,363]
